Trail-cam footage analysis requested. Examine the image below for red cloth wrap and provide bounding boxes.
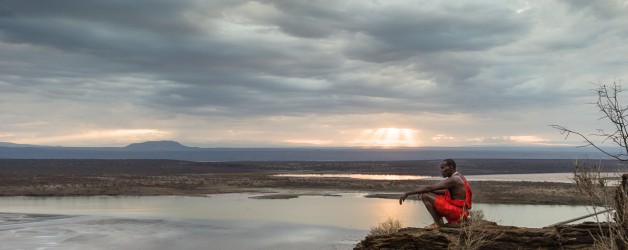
[433,174,472,224]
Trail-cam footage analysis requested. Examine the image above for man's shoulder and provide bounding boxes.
[448,172,463,179]
[451,172,467,180]
[448,174,465,185]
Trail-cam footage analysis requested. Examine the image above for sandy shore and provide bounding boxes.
[0,213,365,250]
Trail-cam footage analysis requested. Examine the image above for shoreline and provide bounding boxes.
[0,180,595,206]
[0,159,620,206]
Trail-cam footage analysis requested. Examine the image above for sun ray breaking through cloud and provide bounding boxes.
[353,128,421,148]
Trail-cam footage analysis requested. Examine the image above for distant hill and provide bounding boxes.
[0,141,616,161]
[0,142,42,147]
[125,140,195,151]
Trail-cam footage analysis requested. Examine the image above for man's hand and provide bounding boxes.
[399,193,408,205]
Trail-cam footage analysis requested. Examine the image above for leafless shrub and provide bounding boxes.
[552,81,628,249]
[458,209,501,250]
[572,162,628,250]
[572,160,612,206]
[368,217,402,236]
[551,81,628,161]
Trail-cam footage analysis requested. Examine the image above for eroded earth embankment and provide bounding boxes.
[355,221,613,250]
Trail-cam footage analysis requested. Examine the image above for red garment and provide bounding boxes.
[433,173,473,224]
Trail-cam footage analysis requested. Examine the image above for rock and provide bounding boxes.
[356,231,450,250]
[354,221,617,250]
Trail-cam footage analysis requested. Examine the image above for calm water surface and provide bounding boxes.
[0,194,596,229]
[274,173,430,180]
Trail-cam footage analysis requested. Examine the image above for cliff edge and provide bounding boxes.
[354,221,611,249]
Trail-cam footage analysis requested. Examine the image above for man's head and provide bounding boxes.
[440,159,456,178]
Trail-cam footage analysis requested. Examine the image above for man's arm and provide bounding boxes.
[431,190,446,195]
[399,178,454,205]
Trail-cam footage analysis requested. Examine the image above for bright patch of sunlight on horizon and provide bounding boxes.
[352,128,421,148]
[283,139,333,145]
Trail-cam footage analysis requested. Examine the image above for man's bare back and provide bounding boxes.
[447,174,466,201]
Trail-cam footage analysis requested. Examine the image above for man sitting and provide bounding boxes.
[399,159,473,229]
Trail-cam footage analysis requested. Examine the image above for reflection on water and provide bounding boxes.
[450,173,575,183]
[0,194,596,229]
[275,173,578,182]
[450,172,621,184]
[274,173,431,180]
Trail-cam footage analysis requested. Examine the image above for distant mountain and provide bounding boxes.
[125,140,195,151]
[0,142,42,147]
[0,140,617,161]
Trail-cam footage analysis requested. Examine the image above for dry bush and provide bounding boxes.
[368,217,402,236]
[572,161,628,250]
[551,81,628,249]
[457,209,500,250]
[572,160,613,206]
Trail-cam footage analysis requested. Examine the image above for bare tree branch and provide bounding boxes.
[550,124,628,161]
[552,81,628,160]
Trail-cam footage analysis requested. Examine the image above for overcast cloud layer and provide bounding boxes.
[1,0,628,147]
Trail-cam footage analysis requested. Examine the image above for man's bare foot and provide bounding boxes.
[424,223,441,230]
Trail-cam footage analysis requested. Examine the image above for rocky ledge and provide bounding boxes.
[354,221,615,249]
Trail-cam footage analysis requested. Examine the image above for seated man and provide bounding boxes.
[399,159,472,229]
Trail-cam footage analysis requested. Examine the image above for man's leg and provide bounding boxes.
[420,193,444,227]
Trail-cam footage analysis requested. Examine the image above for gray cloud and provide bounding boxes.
[344,3,533,62]
[1,0,627,146]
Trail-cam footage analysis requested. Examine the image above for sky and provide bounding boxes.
[1,0,628,148]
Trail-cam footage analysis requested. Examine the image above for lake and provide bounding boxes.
[0,193,607,249]
[0,193,599,229]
